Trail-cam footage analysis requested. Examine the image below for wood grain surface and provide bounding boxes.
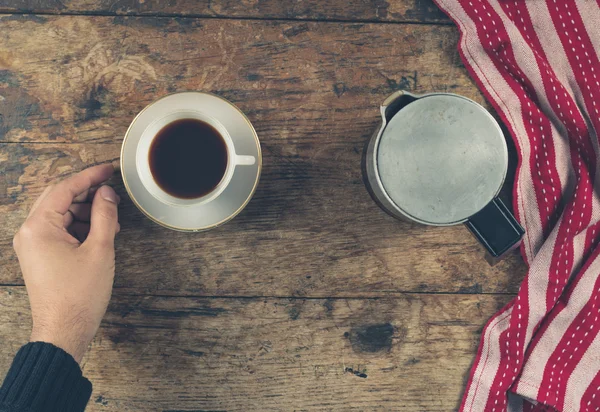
[0,15,527,296]
[0,142,526,295]
[0,0,451,23]
[0,16,474,146]
[0,5,528,411]
[0,287,512,411]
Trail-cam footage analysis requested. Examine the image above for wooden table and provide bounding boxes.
[0,1,527,410]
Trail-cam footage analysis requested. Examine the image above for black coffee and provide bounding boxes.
[149,118,228,199]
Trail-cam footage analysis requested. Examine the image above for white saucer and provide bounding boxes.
[121,92,262,231]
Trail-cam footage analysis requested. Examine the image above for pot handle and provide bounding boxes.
[465,197,525,258]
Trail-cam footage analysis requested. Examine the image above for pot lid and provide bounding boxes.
[376,94,508,225]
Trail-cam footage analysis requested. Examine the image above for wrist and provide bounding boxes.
[30,328,89,364]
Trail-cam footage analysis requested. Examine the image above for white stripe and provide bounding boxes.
[484,0,549,260]
[524,214,561,346]
[571,1,600,220]
[489,0,573,219]
[487,0,577,347]
[572,227,587,278]
[528,0,600,219]
[514,252,600,402]
[576,1,600,52]
[464,309,513,412]
[524,0,580,212]
[515,222,582,396]
[564,331,600,411]
[522,0,600,365]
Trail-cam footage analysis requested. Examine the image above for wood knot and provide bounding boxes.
[345,323,398,353]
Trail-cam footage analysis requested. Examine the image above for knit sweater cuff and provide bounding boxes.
[0,342,92,412]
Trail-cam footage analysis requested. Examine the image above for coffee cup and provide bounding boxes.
[136,110,256,207]
[121,92,262,231]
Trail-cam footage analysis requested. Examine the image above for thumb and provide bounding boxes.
[87,185,120,247]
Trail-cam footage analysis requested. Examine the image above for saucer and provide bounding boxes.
[121,92,262,231]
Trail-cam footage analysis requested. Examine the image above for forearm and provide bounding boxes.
[3,165,119,412]
[0,342,92,412]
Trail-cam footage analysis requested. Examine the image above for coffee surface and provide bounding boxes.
[149,118,228,199]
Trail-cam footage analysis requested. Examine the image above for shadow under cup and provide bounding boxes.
[136,111,256,207]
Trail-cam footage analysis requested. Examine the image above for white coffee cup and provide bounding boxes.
[136,110,256,207]
[122,92,262,231]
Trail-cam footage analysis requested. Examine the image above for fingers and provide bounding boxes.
[28,186,53,218]
[85,185,120,248]
[38,164,114,216]
[68,221,91,243]
[70,203,92,221]
[72,186,99,204]
[63,203,92,227]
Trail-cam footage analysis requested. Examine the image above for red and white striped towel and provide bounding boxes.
[432,1,600,411]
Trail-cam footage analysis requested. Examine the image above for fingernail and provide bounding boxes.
[99,185,119,204]
[111,159,121,172]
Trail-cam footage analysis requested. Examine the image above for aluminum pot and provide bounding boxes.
[363,90,524,258]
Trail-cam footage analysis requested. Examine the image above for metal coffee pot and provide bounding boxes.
[364,91,525,259]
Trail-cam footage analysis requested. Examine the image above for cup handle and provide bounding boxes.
[465,197,525,259]
[235,155,256,166]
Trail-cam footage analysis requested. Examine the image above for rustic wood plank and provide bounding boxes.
[1,15,475,146]
[0,143,526,295]
[0,16,527,296]
[0,0,451,24]
[0,287,511,411]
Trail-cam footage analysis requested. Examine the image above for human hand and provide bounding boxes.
[13,164,120,363]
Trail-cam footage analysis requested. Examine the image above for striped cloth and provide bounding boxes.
[432,1,600,411]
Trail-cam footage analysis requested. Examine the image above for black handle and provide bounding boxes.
[465,198,525,258]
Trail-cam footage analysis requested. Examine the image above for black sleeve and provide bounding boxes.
[0,342,92,412]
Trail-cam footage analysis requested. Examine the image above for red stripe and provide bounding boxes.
[549,1,600,142]
[518,238,600,402]
[582,221,600,264]
[533,8,600,406]
[446,1,545,407]
[545,0,598,225]
[494,1,563,238]
[515,3,600,391]
[524,2,595,311]
[490,0,575,314]
[452,0,598,409]
[504,3,600,398]
[537,263,600,409]
[579,370,600,411]
[429,0,600,409]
